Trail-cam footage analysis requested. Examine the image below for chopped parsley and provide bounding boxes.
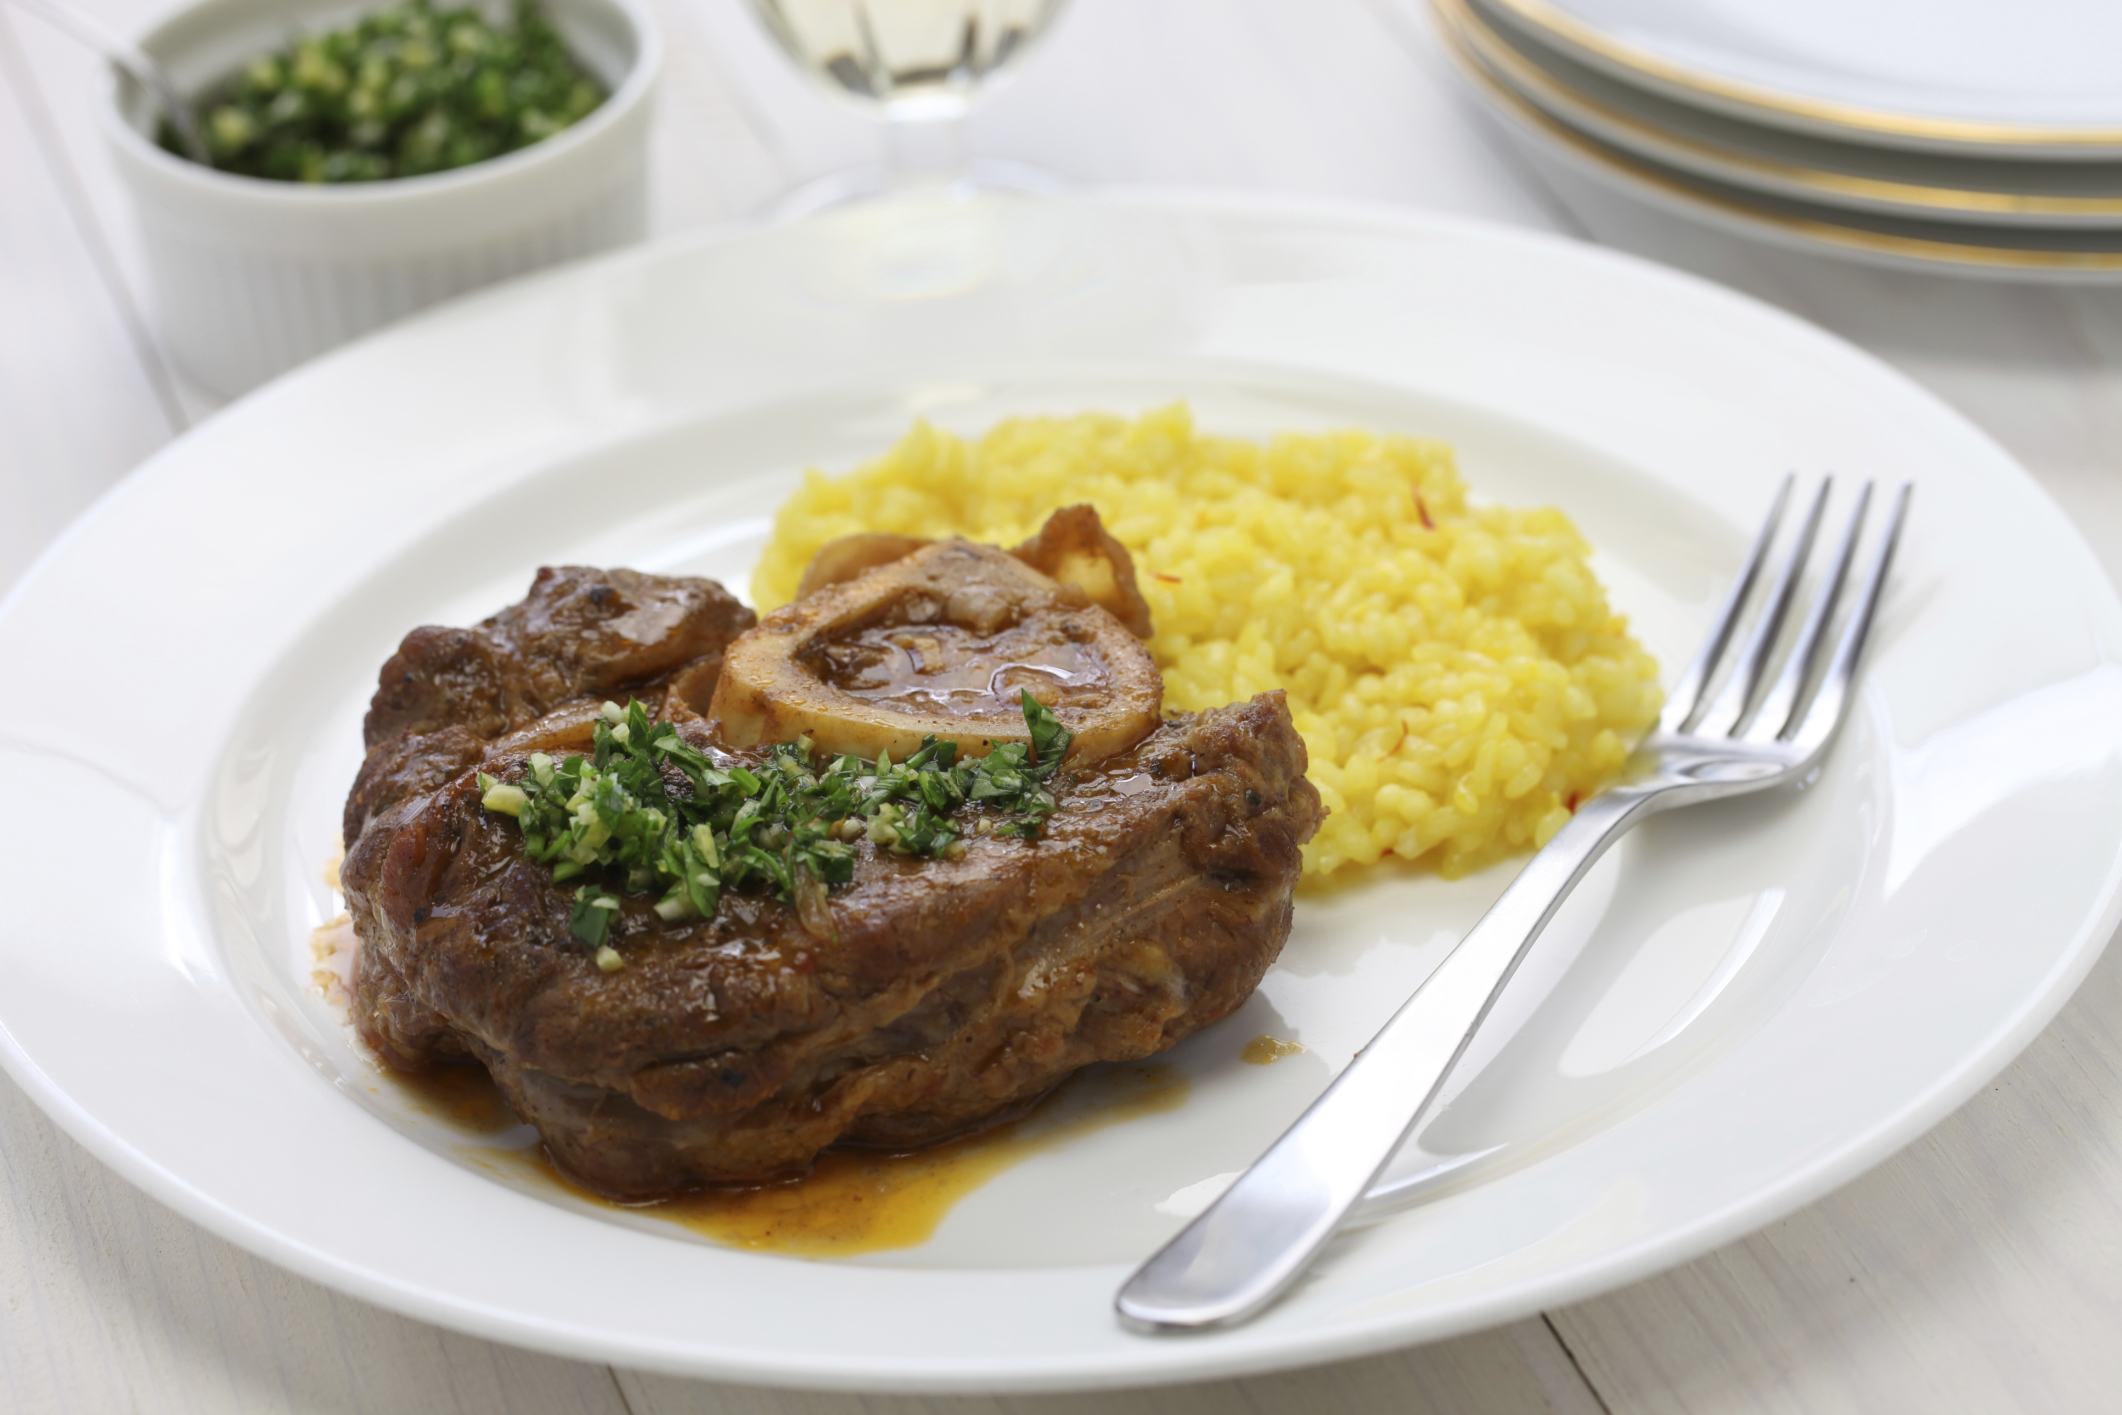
[167,0,605,183]
[477,694,1073,956]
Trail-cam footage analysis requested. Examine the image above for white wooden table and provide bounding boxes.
[6,1,2122,1409]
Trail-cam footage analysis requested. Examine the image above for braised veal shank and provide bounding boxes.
[342,539,1322,1199]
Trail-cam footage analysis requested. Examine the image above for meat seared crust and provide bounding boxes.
[342,694,1322,1199]
[346,567,754,844]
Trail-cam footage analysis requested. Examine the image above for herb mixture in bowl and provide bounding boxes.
[168,0,604,182]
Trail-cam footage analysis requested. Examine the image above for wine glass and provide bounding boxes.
[747,0,1069,213]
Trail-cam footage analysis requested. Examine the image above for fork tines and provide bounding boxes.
[1660,476,1912,752]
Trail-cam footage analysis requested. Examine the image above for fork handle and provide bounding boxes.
[1115,786,1662,1332]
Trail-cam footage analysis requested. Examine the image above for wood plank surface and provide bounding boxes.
[0,6,177,594]
[615,1322,1610,1415]
[6,0,2122,1410]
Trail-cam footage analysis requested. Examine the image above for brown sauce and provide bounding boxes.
[1240,1034,1306,1065]
[421,1062,1190,1257]
[810,622,1112,718]
[386,1060,521,1135]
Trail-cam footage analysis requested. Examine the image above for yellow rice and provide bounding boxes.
[753,405,1664,881]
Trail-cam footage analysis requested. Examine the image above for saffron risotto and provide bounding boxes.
[752,406,1664,881]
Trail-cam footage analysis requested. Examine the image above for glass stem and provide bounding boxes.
[882,111,971,191]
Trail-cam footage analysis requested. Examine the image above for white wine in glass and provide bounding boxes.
[748,0,1069,207]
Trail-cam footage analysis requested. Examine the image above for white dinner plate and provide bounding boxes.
[1484,0,2122,157]
[1447,0,2122,230]
[3,193,2120,1392]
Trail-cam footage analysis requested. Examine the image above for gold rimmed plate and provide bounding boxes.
[1437,4,2122,282]
[1482,0,2122,160]
[1444,0,2122,230]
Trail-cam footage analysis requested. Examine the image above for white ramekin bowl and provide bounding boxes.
[101,0,659,397]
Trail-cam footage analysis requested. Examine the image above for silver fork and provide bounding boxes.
[1116,476,1913,1333]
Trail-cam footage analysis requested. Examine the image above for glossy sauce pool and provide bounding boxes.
[815,621,1112,718]
[392,1060,1191,1257]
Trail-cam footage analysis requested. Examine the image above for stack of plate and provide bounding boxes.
[1430,0,2122,280]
